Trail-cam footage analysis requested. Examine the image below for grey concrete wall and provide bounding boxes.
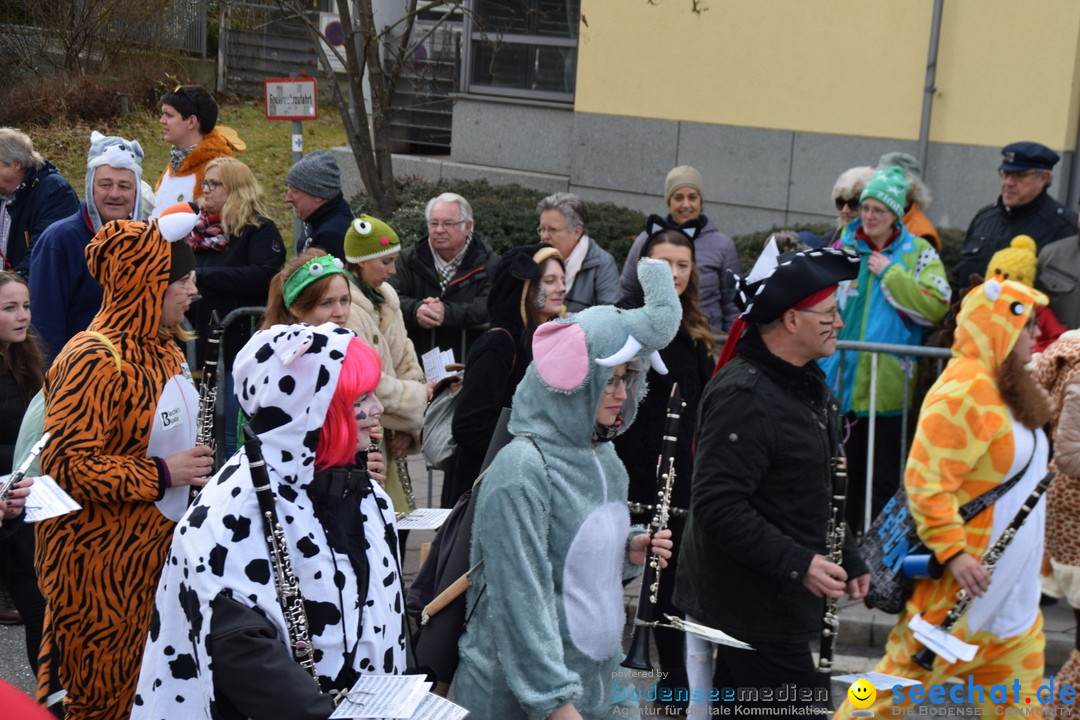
[335,98,1076,240]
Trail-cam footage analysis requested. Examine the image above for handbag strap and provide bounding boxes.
[957,431,1036,522]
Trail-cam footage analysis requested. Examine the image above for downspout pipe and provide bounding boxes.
[1069,74,1080,208]
[917,0,945,173]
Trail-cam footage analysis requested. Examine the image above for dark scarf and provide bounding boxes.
[593,411,624,443]
[359,280,385,307]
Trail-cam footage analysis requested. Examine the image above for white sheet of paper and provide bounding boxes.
[832,672,921,690]
[329,674,427,719]
[395,508,453,531]
[910,613,978,664]
[421,347,456,384]
[408,693,469,720]
[18,475,81,523]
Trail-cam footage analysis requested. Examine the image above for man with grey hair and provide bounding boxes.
[30,131,145,362]
[389,192,499,357]
[0,127,79,277]
[953,141,1077,301]
[536,192,620,313]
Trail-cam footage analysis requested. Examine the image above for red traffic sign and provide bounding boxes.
[264,78,318,121]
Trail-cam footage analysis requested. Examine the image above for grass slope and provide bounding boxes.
[24,101,348,240]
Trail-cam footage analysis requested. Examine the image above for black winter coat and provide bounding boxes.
[189,216,285,370]
[953,191,1077,301]
[389,234,499,358]
[298,193,352,260]
[673,329,867,644]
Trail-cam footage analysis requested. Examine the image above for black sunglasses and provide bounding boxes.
[835,197,860,211]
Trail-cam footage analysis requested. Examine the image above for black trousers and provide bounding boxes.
[713,640,828,713]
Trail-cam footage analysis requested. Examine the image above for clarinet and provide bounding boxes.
[912,470,1054,670]
[623,384,686,670]
[191,313,223,502]
[241,424,319,682]
[0,432,51,501]
[816,445,848,687]
[389,429,418,517]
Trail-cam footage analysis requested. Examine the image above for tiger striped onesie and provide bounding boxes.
[836,277,1050,718]
[34,216,199,719]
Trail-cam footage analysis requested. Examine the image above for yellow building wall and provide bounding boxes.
[576,0,1080,150]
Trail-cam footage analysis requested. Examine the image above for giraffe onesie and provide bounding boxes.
[836,277,1050,718]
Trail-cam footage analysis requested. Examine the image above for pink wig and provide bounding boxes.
[316,337,382,469]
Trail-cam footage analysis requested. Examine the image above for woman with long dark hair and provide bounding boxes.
[0,272,46,671]
[614,225,713,711]
[441,243,566,507]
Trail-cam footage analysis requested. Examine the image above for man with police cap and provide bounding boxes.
[673,241,869,715]
[952,141,1077,300]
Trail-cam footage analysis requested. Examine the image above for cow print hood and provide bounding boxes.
[132,323,405,718]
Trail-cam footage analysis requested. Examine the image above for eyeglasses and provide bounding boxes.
[537,225,568,236]
[797,308,839,324]
[604,371,637,394]
[200,179,224,190]
[860,204,890,218]
[428,219,466,230]
[835,197,859,211]
[998,169,1043,180]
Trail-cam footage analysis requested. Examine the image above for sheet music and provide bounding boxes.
[330,674,462,719]
[395,508,453,531]
[408,693,469,720]
[18,475,81,522]
[421,347,456,384]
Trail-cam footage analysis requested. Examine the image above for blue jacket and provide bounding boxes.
[29,203,100,362]
[5,160,79,276]
[819,220,949,415]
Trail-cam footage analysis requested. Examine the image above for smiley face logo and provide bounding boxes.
[848,678,876,709]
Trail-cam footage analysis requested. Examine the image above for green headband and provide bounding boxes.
[283,255,350,309]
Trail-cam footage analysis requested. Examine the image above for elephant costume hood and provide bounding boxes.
[508,257,682,446]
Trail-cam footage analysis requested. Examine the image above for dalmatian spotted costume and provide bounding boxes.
[132,323,405,720]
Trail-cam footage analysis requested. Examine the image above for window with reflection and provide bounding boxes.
[464,0,580,102]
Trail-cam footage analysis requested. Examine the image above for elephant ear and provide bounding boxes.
[532,321,589,391]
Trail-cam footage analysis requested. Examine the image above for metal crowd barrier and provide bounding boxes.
[834,339,953,535]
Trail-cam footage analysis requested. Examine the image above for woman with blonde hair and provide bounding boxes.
[823,165,875,247]
[187,156,285,449]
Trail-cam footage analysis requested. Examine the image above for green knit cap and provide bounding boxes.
[344,215,400,263]
[860,165,909,220]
